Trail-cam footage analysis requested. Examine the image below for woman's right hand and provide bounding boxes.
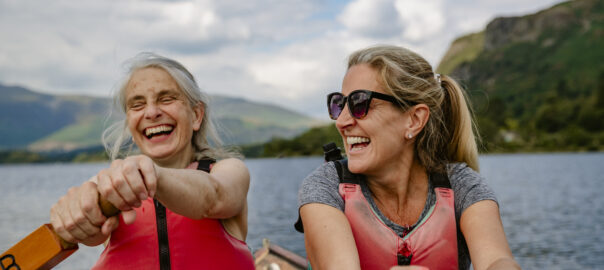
[49,181,119,246]
[96,156,157,213]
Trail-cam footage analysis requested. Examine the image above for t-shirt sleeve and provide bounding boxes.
[297,161,345,212]
[448,163,498,217]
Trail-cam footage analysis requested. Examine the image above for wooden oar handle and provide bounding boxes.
[98,195,120,217]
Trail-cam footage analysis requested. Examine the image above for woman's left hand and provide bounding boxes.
[96,155,158,221]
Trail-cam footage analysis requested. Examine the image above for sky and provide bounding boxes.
[0,0,565,119]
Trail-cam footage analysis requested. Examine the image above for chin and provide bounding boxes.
[346,159,366,174]
[140,146,176,159]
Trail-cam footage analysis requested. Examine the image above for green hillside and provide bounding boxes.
[29,115,107,151]
[247,0,604,158]
[210,95,324,145]
[437,32,485,75]
[0,85,108,150]
[211,95,322,129]
[0,84,322,154]
[437,0,604,152]
[241,124,343,158]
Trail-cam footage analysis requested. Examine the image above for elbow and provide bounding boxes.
[195,179,243,220]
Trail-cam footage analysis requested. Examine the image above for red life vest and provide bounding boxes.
[92,160,255,270]
[337,160,458,270]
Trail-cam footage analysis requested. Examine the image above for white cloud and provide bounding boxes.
[249,38,346,97]
[339,0,404,38]
[395,0,445,41]
[0,0,567,119]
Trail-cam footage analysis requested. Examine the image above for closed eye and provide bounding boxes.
[128,101,145,111]
[160,96,176,104]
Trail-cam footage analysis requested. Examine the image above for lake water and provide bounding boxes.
[1,153,603,269]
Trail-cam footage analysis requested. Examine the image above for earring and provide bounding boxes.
[407,133,413,139]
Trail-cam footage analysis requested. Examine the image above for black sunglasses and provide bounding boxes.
[327,90,409,120]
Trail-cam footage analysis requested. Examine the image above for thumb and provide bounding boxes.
[101,216,120,235]
[121,209,137,225]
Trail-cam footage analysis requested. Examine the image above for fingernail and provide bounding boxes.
[150,191,155,198]
[139,193,147,201]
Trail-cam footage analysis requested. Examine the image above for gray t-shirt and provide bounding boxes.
[297,162,497,270]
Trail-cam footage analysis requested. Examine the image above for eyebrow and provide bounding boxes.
[156,89,181,98]
[126,88,181,105]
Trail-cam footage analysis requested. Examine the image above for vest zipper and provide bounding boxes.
[155,199,171,270]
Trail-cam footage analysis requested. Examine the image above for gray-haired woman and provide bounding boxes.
[50,53,255,269]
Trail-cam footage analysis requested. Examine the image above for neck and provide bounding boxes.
[365,158,429,225]
[366,159,428,200]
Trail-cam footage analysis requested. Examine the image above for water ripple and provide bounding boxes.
[1,153,602,269]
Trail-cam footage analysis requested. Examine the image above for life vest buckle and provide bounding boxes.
[437,188,453,198]
[397,241,413,265]
[342,183,356,192]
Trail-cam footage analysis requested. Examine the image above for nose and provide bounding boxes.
[335,102,355,130]
[144,103,162,120]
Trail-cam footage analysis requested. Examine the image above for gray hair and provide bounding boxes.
[348,45,480,172]
[102,52,237,161]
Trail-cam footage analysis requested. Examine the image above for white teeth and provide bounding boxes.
[347,136,370,145]
[145,125,173,137]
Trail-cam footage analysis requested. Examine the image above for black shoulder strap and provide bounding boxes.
[334,159,363,185]
[196,158,216,173]
[430,171,452,189]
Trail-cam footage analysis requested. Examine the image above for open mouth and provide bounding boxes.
[347,136,370,151]
[144,125,174,139]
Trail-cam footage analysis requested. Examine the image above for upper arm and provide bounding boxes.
[207,158,250,217]
[300,203,361,270]
[460,200,520,270]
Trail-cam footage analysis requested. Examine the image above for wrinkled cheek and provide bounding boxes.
[127,124,140,142]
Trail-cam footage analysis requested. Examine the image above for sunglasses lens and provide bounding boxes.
[350,91,370,119]
[328,94,344,119]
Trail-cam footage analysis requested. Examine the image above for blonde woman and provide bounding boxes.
[297,45,519,270]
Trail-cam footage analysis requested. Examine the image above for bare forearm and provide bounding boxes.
[154,167,220,219]
[301,204,361,270]
[485,257,521,270]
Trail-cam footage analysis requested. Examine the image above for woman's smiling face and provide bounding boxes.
[125,67,203,166]
[336,64,410,175]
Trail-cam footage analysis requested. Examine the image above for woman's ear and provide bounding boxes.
[406,104,430,138]
[192,102,204,131]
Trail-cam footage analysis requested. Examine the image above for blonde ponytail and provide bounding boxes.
[441,75,480,171]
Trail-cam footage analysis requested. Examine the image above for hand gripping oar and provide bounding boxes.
[0,197,119,270]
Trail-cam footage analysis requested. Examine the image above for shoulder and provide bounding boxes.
[447,162,498,215]
[447,162,479,180]
[211,158,250,180]
[301,162,340,187]
[447,163,487,190]
[298,161,344,210]
[213,158,248,170]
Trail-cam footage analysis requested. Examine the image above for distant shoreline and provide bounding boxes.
[1,148,602,165]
